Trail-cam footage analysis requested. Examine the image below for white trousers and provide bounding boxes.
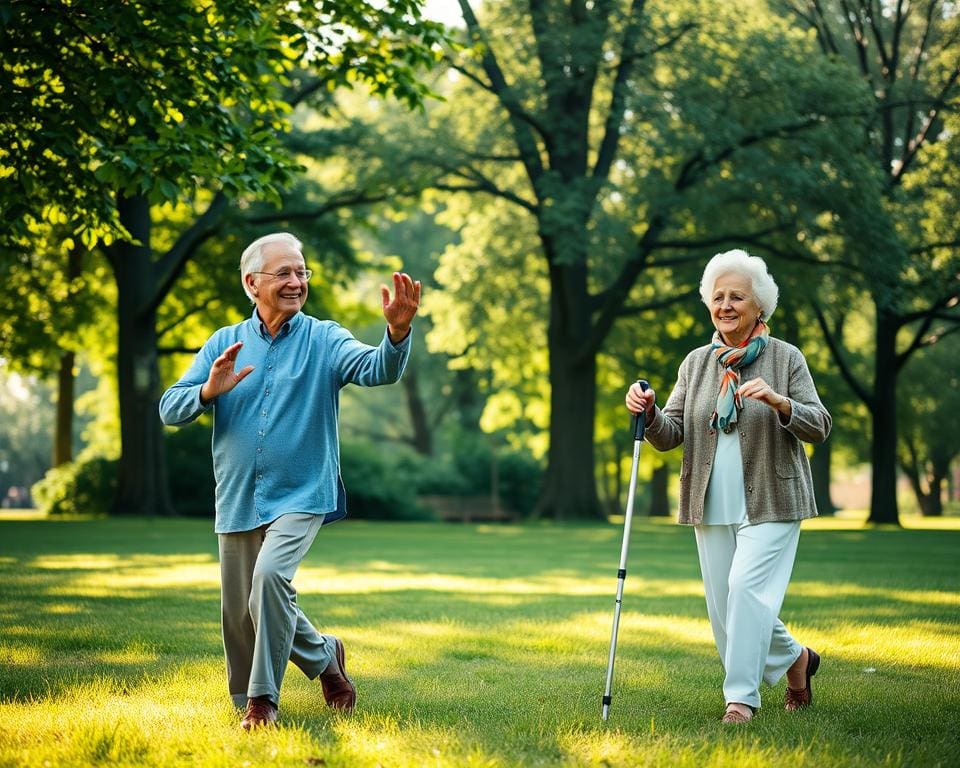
[218,512,336,708]
[694,520,804,710]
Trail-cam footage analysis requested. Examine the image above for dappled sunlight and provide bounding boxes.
[44,601,85,614]
[500,611,715,659]
[23,553,219,598]
[96,645,161,667]
[298,566,610,596]
[790,581,960,608]
[804,621,960,669]
[802,512,960,531]
[556,727,649,766]
[30,552,215,571]
[296,565,706,600]
[331,713,497,768]
[337,620,477,680]
[0,643,42,666]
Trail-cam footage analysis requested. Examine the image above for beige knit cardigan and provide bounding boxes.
[644,336,832,525]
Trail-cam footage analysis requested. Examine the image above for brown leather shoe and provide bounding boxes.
[241,697,278,730]
[320,637,356,712]
[785,647,821,711]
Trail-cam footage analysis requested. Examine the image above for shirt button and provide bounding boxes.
[261,410,267,417]
[257,448,262,454]
[257,475,262,481]
[265,389,270,395]
[258,430,264,437]
[747,485,754,493]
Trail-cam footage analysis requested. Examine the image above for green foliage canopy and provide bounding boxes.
[0,0,446,248]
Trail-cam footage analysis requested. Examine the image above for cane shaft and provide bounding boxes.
[601,433,644,721]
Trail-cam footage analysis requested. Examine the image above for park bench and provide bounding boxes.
[418,494,515,524]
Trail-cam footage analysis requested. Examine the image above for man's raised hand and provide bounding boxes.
[200,342,254,404]
[382,272,421,343]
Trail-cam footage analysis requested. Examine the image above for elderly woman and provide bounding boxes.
[625,249,830,724]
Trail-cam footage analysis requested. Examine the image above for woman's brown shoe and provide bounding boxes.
[721,703,755,724]
[785,647,821,711]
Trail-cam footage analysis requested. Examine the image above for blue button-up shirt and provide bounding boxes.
[159,309,411,533]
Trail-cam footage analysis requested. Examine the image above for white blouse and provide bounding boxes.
[702,428,748,526]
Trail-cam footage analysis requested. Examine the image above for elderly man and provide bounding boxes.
[159,232,420,729]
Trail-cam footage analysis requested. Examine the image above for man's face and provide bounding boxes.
[247,241,309,322]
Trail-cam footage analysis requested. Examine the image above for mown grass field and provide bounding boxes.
[0,513,957,767]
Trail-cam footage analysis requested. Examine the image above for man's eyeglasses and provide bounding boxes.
[250,268,313,281]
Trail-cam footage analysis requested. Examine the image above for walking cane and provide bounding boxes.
[601,379,649,721]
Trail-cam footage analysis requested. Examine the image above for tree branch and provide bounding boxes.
[910,239,960,254]
[592,0,649,182]
[615,287,700,317]
[907,0,939,87]
[147,191,229,318]
[648,223,792,254]
[578,214,667,362]
[158,345,202,356]
[896,311,939,369]
[812,300,873,408]
[428,182,538,213]
[891,62,960,186]
[839,0,875,85]
[157,300,222,339]
[245,191,400,225]
[864,0,894,79]
[674,113,850,191]
[457,0,547,184]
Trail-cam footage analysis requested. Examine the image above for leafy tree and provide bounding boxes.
[2,0,445,515]
[898,335,960,516]
[0,226,103,468]
[782,0,960,524]
[357,0,870,518]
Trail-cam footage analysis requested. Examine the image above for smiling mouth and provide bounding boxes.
[280,293,301,299]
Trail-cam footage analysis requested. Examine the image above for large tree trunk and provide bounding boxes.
[867,309,900,525]
[918,488,943,517]
[537,344,600,519]
[811,440,836,515]
[109,194,175,517]
[919,455,948,517]
[54,351,75,467]
[402,368,432,455]
[536,261,601,520]
[53,246,84,467]
[648,463,670,517]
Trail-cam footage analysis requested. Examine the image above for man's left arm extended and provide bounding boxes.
[333,271,420,387]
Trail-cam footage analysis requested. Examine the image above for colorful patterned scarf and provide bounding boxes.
[709,320,769,433]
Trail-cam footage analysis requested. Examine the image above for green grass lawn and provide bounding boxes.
[1,514,958,767]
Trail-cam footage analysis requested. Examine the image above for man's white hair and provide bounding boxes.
[239,232,303,303]
[699,249,779,321]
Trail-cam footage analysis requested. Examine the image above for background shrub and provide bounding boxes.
[164,421,216,517]
[32,456,118,516]
[339,439,434,520]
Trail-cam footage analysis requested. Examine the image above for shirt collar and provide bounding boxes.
[251,307,303,340]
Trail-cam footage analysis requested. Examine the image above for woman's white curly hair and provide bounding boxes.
[699,249,779,321]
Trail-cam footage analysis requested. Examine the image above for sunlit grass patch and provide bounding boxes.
[0,517,958,767]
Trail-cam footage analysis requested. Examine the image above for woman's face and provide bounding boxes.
[710,272,762,346]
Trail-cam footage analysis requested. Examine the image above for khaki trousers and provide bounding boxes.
[218,512,336,707]
[694,520,804,710]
